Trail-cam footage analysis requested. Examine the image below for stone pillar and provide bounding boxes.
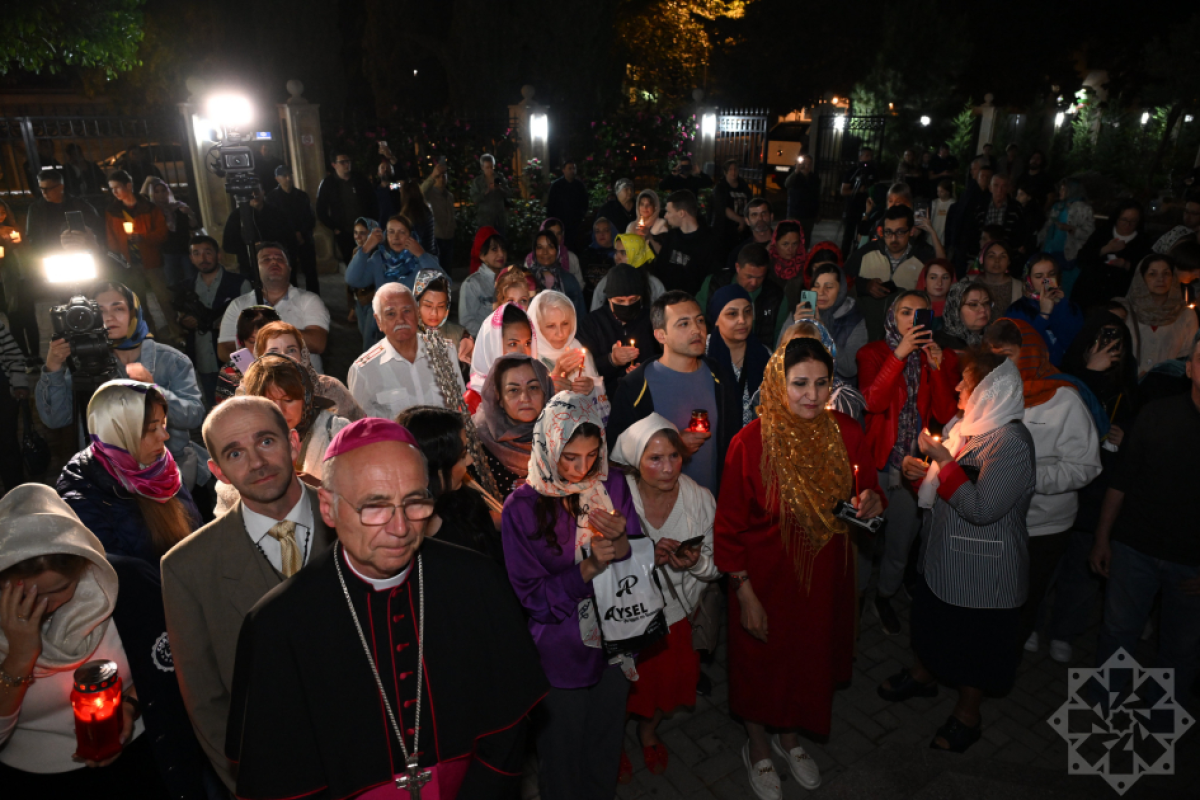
[279,81,337,273]
[508,85,549,198]
[691,88,718,177]
[975,93,996,156]
[178,77,236,268]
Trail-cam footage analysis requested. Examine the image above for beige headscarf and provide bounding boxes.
[0,485,119,673]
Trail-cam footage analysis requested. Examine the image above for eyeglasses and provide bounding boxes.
[335,492,436,526]
[882,228,910,239]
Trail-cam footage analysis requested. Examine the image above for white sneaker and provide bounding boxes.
[742,742,782,800]
[771,734,821,790]
[1049,639,1072,663]
[1024,632,1039,652]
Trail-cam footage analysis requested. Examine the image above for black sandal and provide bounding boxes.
[930,715,982,753]
[877,668,938,702]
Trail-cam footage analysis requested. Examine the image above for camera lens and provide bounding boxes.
[65,304,95,333]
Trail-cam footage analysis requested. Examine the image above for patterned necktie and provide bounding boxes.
[267,520,301,577]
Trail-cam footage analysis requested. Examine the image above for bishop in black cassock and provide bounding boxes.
[225,419,548,799]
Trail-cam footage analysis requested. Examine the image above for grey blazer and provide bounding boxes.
[161,483,334,791]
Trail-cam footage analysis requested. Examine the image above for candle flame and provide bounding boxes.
[122,222,134,234]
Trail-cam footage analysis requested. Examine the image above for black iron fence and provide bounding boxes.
[0,114,194,213]
[714,108,769,193]
[813,113,888,217]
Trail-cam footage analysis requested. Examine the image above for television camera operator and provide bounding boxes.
[35,226,210,489]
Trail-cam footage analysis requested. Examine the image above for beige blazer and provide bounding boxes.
[161,482,333,791]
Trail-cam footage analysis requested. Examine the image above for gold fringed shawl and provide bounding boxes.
[756,343,854,591]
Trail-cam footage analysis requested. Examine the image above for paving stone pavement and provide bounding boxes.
[518,588,1200,800]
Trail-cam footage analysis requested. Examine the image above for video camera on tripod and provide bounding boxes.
[205,94,263,284]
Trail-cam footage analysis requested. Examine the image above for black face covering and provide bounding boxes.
[610,299,643,323]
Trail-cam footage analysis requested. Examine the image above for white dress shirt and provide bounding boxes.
[241,480,315,574]
[347,335,465,420]
[218,287,332,373]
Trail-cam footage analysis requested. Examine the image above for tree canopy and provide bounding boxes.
[0,0,146,79]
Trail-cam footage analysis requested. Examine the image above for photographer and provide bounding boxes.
[36,282,208,488]
[171,236,250,406]
[221,186,294,281]
[839,147,880,256]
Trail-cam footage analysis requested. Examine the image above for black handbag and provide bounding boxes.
[20,400,50,478]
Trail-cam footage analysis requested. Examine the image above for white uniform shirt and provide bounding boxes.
[348,335,465,420]
[218,288,332,373]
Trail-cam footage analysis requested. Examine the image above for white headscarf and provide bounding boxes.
[527,290,608,407]
[0,485,119,673]
[469,302,537,394]
[917,358,1025,509]
[610,413,677,469]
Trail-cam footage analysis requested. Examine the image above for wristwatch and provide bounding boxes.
[730,574,751,592]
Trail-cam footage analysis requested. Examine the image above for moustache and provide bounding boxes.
[391,323,413,333]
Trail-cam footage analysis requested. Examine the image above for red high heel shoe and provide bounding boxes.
[643,743,669,775]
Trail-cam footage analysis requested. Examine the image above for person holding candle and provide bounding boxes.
[716,337,883,798]
[105,170,180,340]
[578,262,658,391]
[473,354,555,498]
[610,414,720,781]
[590,232,667,312]
[1120,253,1198,378]
[0,484,208,798]
[529,289,607,413]
[502,392,640,800]
[856,291,960,636]
[884,350,1035,753]
[627,188,669,239]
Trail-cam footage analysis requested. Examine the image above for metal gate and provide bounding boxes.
[813,113,887,217]
[714,108,769,193]
[0,114,195,211]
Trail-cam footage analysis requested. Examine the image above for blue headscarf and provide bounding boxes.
[706,283,769,401]
[96,282,151,351]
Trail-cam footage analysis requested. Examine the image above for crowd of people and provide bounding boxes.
[0,134,1198,800]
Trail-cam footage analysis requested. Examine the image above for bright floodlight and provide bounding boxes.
[1055,112,1066,128]
[1140,111,1150,125]
[45,252,98,284]
[530,113,548,142]
[833,115,846,132]
[207,94,254,130]
[701,113,717,138]
[919,115,931,127]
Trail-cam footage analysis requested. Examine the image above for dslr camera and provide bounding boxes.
[49,296,119,383]
[833,500,884,533]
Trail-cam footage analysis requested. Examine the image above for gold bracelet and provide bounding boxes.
[0,669,34,688]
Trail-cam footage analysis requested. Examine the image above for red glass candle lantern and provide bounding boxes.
[686,409,710,433]
[71,660,124,762]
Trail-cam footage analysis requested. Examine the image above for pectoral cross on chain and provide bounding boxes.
[395,754,432,798]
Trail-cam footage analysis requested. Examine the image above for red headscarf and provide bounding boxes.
[1004,317,1075,408]
[768,220,808,282]
[916,259,957,317]
[802,240,843,288]
[469,226,500,273]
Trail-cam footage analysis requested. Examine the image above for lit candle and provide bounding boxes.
[577,348,586,379]
[629,339,635,348]
[853,464,860,496]
[122,222,134,235]
[0,246,4,258]
[9,231,19,243]
[71,660,125,762]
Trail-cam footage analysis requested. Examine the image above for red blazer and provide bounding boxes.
[856,341,960,471]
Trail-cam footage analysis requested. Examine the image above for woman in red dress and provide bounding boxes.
[716,337,884,800]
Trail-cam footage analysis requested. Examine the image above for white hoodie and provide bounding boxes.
[1022,387,1102,537]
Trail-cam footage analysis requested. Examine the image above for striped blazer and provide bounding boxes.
[920,420,1036,609]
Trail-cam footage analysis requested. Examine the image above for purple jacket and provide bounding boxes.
[501,472,642,689]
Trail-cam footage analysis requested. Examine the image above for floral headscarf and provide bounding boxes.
[757,339,854,590]
[884,303,923,470]
[413,268,452,330]
[87,379,182,502]
[941,279,991,348]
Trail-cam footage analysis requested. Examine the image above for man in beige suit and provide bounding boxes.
[162,396,335,792]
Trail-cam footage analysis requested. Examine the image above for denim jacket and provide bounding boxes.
[36,338,210,482]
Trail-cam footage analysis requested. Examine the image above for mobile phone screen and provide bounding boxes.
[913,309,934,334]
